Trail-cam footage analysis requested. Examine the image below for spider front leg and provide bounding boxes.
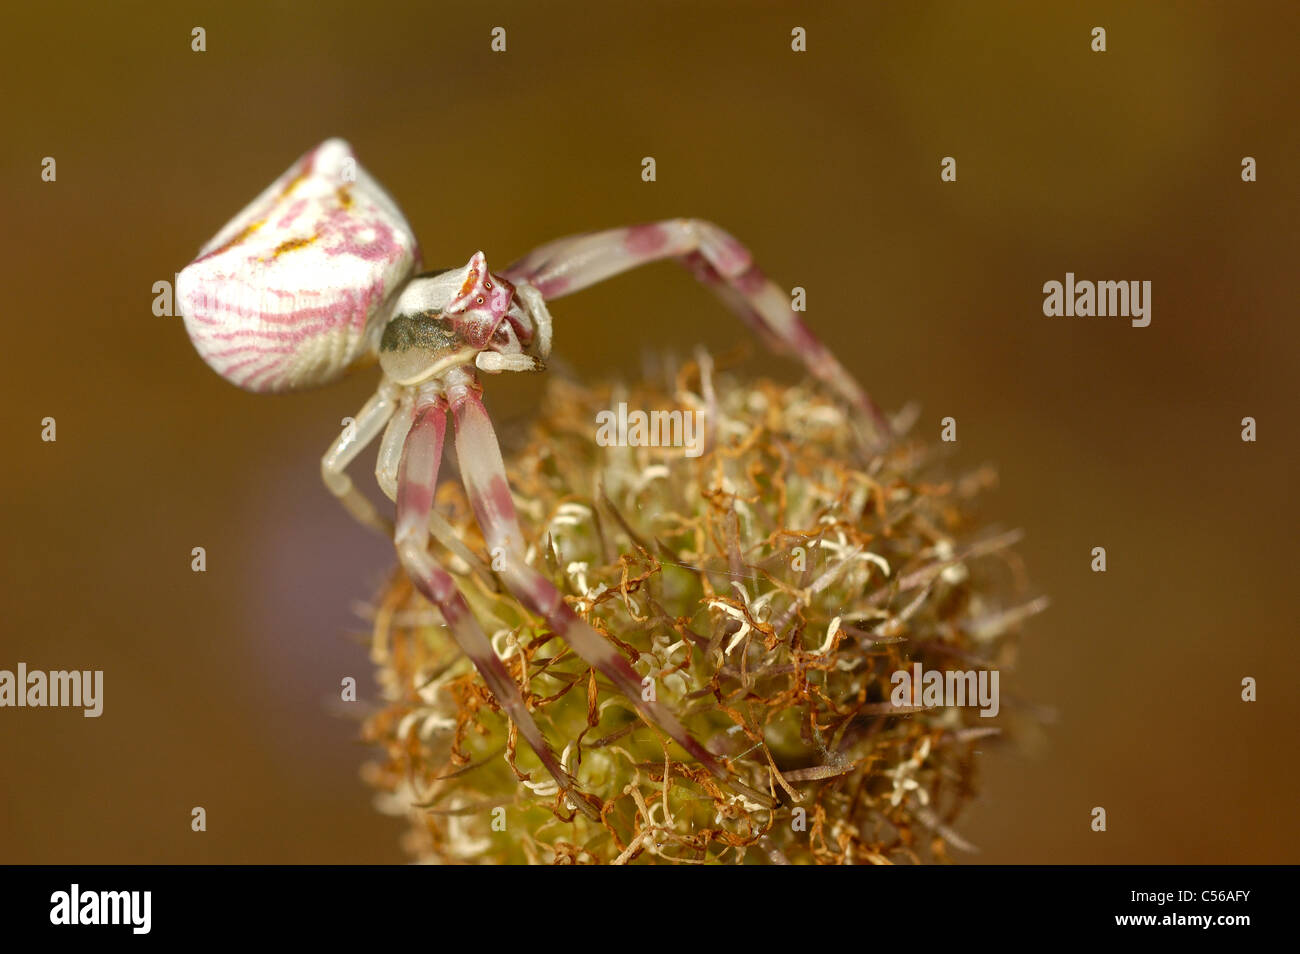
[504,218,892,439]
[323,389,489,576]
[321,383,400,537]
[448,382,777,809]
[377,395,493,580]
[394,398,599,821]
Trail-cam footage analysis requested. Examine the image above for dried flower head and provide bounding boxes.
[361,354,1042,864]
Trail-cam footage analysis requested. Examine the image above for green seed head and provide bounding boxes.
[362,360,1040,864]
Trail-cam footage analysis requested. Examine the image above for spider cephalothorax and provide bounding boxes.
[446,251,516,347]
[177,139,891,819]
[378,254,551,386]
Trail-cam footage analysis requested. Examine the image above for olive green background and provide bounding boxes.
[2,1,1296,863]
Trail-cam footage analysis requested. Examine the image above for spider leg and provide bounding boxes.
[394,397,599,820]
[375,391,414,502]
[322,383,400,536]
[378,394,492,580]
[504,218,891,438]
[448,382,777,809]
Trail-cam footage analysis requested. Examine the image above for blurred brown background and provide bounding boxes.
[1,1,1296,863]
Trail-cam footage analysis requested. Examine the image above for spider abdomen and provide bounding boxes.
[176,139,419,393]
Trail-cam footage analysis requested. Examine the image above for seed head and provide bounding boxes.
[361,357,1042,864]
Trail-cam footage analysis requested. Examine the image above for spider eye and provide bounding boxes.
[475,296,484,305]
[484,280,493,290]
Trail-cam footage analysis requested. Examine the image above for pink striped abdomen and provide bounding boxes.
[177,139,420,393]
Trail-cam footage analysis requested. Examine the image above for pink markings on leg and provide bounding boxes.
[733,264,768,296]
[393,396,597,819]
[449,387,521,551]
[623,223,670,256]
[395,403,446,541]
[678,250,723,286]
[504,218,890,439]
[449,386,776,808]
[480,475,517,529]
[533,275,571,298]
[699,229,753,277]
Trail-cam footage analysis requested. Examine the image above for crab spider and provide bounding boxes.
[177,139,889,818]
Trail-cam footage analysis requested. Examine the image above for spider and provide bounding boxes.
[177,139,890,818]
